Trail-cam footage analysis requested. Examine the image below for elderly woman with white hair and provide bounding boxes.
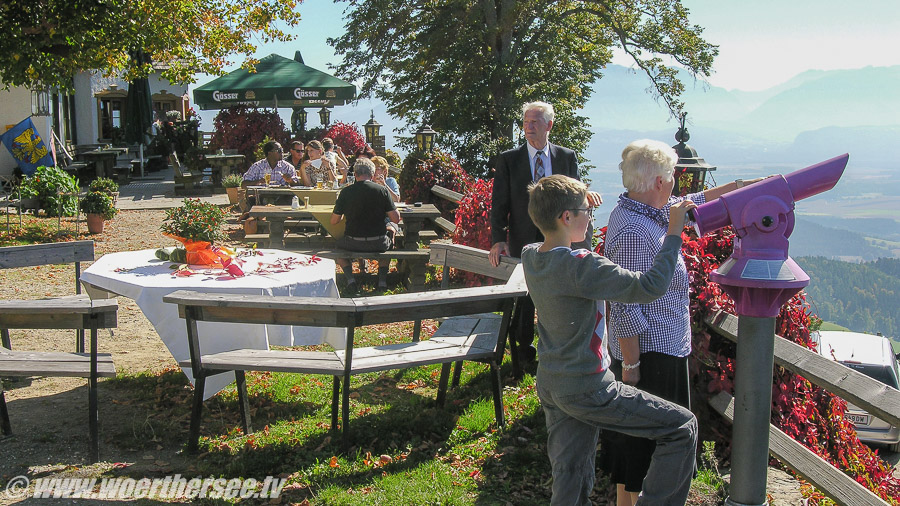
[598,139,766,505]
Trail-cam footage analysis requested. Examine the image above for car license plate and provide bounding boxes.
[845,413,870,425]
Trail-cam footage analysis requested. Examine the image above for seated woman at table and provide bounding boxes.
[322,137,350,181]
[298,140,338,187]
[372,156,400,202]
[284,140,305,168]
[331,157,400,292]
[242,141,298,187]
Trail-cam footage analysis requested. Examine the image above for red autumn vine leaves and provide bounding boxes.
[451,179,899,501]
[678,226,900,502]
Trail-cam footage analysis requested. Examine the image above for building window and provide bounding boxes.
[95,85,128,141]
[152,90,180,119]
[52,92,77,145]
[99,98,123,139]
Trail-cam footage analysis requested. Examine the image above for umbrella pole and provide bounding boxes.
[139,144,145,178]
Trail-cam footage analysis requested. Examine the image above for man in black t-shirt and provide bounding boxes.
[331,158,400,291]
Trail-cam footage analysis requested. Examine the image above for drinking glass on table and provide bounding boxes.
[264,173,271,186]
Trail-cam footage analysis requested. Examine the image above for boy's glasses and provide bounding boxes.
[560,207,593,219]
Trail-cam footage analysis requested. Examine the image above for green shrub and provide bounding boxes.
[79,191,118,220]
[398,151,473,218]
[210,106,290,163]
[17,165,79,216]
[89,177,119,193]
[161,199,227,242]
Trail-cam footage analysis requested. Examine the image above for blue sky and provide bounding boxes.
[191,0,900,143]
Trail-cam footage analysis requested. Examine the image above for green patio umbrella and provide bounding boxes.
[124,49,154,177]
[193,52,356,110]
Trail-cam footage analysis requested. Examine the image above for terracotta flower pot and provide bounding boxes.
[86,213,105,234]
[226,186,239,205]
[243,217,258,236]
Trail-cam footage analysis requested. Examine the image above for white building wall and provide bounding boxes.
[74,70,188,146]
[1,70,188,177]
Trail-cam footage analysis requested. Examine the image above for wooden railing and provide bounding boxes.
[705,311,900,506]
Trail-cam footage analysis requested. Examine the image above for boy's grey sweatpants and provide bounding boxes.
[537,369,698,505]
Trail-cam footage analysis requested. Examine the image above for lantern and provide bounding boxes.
[291,108,307,133]
[671,113,716,196]
[31,88,51,116]
[318,107,331,127]
[364,111,381,144]
[414,123,437,153]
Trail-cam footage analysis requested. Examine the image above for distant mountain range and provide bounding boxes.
[216,63,900,170]
[584,64,900,169]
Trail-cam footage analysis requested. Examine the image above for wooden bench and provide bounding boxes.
[429,185,462,237]
[164,274,526,451]
[1,241,94,352]
[113,154,134,185]
[432,217,456,235]
[0,241,119,462]
[428,242,526,378]
[431,185,463,205]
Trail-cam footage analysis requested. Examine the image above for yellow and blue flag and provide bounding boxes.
[0,118,55,175]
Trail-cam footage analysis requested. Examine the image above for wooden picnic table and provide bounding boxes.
[78,148,128,179]
[249,203,441,250]
[252,186,339,206]
[247,205,315,249]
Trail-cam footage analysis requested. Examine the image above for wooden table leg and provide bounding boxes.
[406,258,427,292]
[268,219,286,249]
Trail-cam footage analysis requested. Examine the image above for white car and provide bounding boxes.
[812,330,900,452]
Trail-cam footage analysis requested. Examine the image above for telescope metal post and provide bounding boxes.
[725,315,775,506]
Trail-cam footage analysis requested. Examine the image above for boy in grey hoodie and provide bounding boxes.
[520,175,697,505]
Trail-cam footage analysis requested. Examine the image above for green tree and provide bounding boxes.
[0,0,302,90]
[329,0,717,176]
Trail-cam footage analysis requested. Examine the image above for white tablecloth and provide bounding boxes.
[81,248,345,397]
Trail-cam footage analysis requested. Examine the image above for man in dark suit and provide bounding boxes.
[490,101,602,363]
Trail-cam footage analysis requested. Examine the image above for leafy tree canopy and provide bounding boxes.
[0,0,302,90]
[329,0,717,176]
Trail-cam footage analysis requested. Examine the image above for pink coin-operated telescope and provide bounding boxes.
[690,153,848,506]
[691,153,850,317]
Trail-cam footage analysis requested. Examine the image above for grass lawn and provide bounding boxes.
[103,322,725,504]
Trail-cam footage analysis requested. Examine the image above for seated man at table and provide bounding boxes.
[242,141,298,187]
[331,157,400,292]
[240,141,298,219]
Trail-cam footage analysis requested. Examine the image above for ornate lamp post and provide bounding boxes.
[318,107,331,128]
[671,112,716,196]
[364,111,381,144]
[365,111,386,156]
[291,107,307,133]
[414,123,437,153]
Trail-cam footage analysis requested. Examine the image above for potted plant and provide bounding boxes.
[160,199,227,265]
[16,165,80,216]
[79,191,118,234]
[89,177,119,204]
[222,173,243,205]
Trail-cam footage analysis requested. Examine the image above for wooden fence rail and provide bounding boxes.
[705,311,900,505]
